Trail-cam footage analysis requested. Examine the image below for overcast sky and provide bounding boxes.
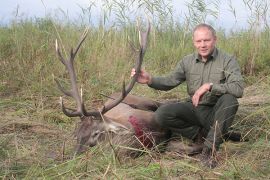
[0,0,252,29]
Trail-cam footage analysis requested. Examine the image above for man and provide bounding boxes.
[131,23,244,168]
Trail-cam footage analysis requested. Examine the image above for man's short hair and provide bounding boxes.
[193,23,216,37]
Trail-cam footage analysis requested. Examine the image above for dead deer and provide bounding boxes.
[55,22,170,156]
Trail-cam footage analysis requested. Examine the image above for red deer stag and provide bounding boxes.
[55,23,170,156]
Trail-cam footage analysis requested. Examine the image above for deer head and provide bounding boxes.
[55,21,151,154]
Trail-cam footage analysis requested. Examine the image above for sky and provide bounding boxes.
[0,0,254,29]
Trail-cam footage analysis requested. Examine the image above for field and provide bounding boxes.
[1,0,270,179]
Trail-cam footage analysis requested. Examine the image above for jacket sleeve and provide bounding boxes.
[148,59,186,91]
[211,56,244,98]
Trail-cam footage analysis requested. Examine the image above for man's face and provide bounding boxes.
[193,27,216,60]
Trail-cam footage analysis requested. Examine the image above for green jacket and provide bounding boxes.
[149,48,244,105]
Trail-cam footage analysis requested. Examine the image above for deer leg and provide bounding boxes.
[108,92,162,111]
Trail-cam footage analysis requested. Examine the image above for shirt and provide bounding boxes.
[148,48,244,105]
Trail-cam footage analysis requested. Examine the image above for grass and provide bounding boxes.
[1,0,270,179]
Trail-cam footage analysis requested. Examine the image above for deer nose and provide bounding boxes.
[89,142,96,147]
[75,144,88,155]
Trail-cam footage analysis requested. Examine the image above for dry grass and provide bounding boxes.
[239,77,270,106]
[1,78,270,179]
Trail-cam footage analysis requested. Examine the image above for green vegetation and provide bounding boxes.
[1,0,270,179]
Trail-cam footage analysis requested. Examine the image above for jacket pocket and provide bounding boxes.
[187,73,201,95]
[209,72,225,84]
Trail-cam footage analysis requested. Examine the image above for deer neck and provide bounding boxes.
[103,120,130,134]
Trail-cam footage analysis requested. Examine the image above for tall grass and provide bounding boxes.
[0,0,270,179]
[1,17,269,99]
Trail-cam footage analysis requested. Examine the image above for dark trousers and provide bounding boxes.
[154,94,239,150]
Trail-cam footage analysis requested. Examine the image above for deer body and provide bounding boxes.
[76,93,166,153]
[74,93,167,154]
[104,93,161,128]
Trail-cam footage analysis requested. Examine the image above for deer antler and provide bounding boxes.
[100,20,151,114]
[55,28,100,117]
[56,20,150,118]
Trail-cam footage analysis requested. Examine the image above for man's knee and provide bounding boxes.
[154,102,187,127]
[219,94,239,109]
[154,104,170,127]
[154,103,200,139]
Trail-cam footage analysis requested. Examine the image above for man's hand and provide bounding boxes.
[192,83,212,107]
[131,68,152,84]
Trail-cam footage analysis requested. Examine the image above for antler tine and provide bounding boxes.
[99,80,126,114]
[56,28,100,117]
[126,19,150,93]
[139,19,151,55]
[72,28,89,60]
[124,19,150,90]
[55,39,67,66]
[100,19,151,114]
[59,97,81,117]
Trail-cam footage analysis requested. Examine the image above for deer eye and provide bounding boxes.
[92,130,100,137]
